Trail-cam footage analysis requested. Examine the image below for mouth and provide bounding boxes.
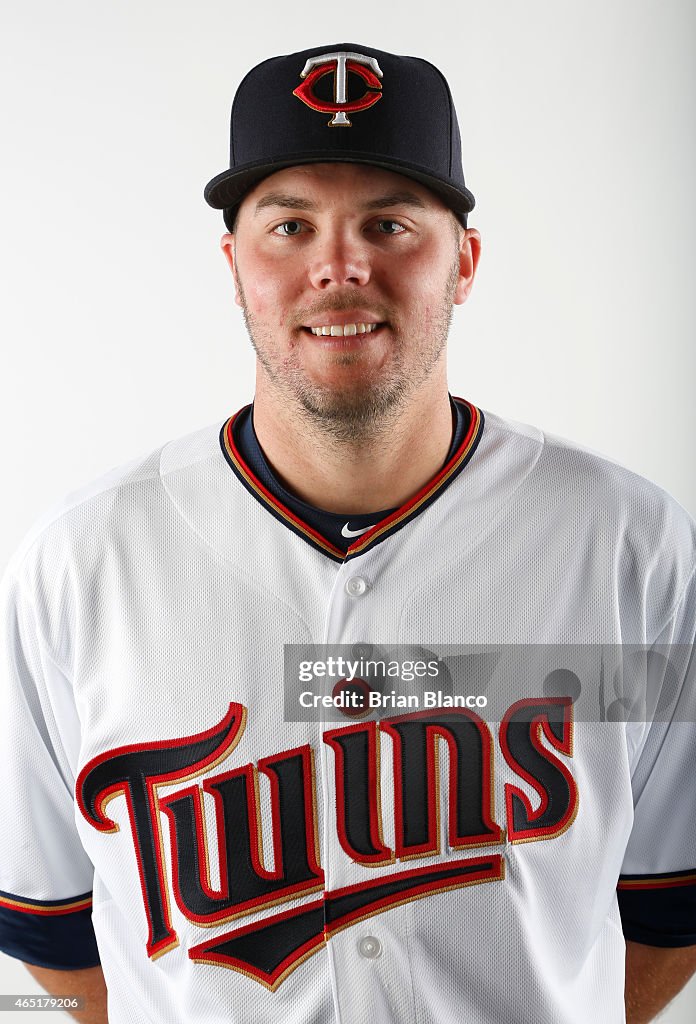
[303,322,385,338]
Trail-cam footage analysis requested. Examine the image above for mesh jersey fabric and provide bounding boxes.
[0,406,694,1024]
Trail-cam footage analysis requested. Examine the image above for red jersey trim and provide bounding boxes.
[0,891,93,916]
[618,871,696,891]
[219,398,484,562]
[221,410,345,560]
[347,399,482,556]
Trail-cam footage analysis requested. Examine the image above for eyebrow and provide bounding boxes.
[363,192,426,211]
[253,190,427,215]
[254,193,318,213]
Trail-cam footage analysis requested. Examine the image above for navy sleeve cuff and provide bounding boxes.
[618,872,696,947]
[0,890,100,969]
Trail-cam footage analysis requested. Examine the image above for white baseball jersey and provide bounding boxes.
[1,401,695,1024]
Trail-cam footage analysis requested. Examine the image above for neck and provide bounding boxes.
[251,374,454,515]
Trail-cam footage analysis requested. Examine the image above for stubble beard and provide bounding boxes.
[236,255,460,444]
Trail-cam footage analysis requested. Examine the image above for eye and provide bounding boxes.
[272,220,304,236]
[375,219,406,235]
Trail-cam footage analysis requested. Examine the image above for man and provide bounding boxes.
[1,42,695,1024]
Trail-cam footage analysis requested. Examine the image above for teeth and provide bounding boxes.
[309,323,379,337]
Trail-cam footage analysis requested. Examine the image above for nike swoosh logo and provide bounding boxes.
[341,522,373,539]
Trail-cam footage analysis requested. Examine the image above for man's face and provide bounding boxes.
[223,163,480,437]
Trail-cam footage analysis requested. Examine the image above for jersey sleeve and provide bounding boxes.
[618,564,696,947]
[0,563,100,969]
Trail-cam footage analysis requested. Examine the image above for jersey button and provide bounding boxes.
[345,576,368,598]
[352,643,373,659]
[358,935,382,959]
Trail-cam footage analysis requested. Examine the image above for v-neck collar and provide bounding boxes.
[219,398,484,563]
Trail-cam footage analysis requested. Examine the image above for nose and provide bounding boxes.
[307,229,371,290]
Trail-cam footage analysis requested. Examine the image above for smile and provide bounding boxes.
[308,323,380,337]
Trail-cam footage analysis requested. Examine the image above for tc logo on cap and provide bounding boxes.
[293,51,383,127]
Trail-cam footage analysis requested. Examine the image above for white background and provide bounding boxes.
[0,0,694,1020]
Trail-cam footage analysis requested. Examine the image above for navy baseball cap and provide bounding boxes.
[204,43,476,231]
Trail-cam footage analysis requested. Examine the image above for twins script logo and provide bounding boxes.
[293,50,383,126]
[77,700,577,990]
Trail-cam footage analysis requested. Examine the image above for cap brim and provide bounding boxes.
[204,153,475,223]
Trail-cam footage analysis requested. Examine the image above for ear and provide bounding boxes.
[220,233,243,307]
[453,228,481,305]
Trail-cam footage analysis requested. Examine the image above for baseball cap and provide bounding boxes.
[204,43,476,231]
